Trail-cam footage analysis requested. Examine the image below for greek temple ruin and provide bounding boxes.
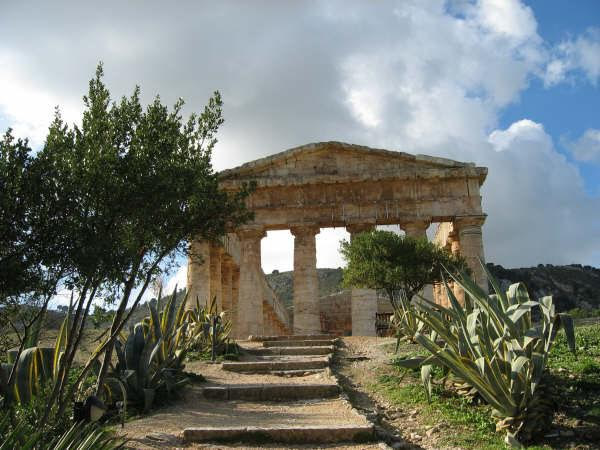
[186,141,488,338]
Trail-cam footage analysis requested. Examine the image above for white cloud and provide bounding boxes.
[165,264,188,295]
[544,27,600,86]
[1,0,598,269]
[0,51,81,147]
[471,0,538,43]
[482,119,599,266]
[564,129,600,164]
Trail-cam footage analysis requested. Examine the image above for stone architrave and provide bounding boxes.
[454,215,488,293]
[347,223,377,337]
[401,219,434,304]
[291,225,321,334]
[236,228,266,338]
[186,239,211,309]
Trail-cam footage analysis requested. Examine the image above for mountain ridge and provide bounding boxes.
[265,263,600,313]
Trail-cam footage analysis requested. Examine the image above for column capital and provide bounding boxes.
[346,223,375,235]
[235,227,266,241]
[400,218,431,237]
[453,214,487,230]
[290,225,320,237]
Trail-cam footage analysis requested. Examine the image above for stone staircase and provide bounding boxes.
[182,334,376,446]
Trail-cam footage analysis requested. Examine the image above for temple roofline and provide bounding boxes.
[219,141,485,181]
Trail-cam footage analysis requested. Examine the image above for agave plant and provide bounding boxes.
[397,261,575,446]
[111,287,190,411]
[182,295,235,357]
[0,414,125,450]
[389,292,426,348]
[0,306,71,404]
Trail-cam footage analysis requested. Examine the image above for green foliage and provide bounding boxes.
[91,306,115,329]
[371,366,504,449]
[398,263,576,445]
[0,411,124,449]
[183,295,236,357]
[110,287,190,411]
[1,310,70,405]
[341,230,468,308]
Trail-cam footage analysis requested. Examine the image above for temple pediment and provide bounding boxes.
[220,141,486,187]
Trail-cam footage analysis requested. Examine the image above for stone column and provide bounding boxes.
[186,239,211,309]
[401,219,433,303]
[231,265,240,336]
[221,255,234,317]
[454,215,488,293]
[236,228,265,339]
[209,244,223,311]
[291,225,321,334]
[448,232,465,306]
[347,223,377,336]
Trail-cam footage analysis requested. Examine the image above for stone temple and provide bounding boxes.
[186,141,488,338]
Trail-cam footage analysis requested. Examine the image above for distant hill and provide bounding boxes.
[266,263,600,312]
[265,268,344,309]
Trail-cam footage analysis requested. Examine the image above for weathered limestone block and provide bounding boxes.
[236,229,266,339]
[347,223,377,336]
[351,288,378,336]
[210,244,223,311]
[221,255,234,318]
[401,219,434,305]
[186,239,211,309]
[291,225,321,334]
[455,215,488,293]
[448,232,465,305]
[231,265,240,335]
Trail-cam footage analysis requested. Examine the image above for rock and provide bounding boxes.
[409,432,422,441]
[426,425,439,437]
[146,433,178,443]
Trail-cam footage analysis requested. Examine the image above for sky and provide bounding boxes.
[1,0,599,298]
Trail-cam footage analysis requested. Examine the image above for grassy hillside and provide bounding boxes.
[266,263,600,312]
[265,268,344,308]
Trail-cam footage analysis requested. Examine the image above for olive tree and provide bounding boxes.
[0,63,253,425]
[341,230,468,338]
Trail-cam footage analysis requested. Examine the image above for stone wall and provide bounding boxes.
[319,290,352,336]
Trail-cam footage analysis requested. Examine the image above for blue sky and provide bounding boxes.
[1,0,599,297]
[500,0,600,196]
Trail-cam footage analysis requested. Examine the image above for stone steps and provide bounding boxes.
[222,357,329,373]
[183,424,375,444]
[263,339,336,347]
[202,383,340,401]
[244,345,334,356]
[249,334,334,342]
[269,368,327,377]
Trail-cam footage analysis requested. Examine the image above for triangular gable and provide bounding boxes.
[219,141,486,185]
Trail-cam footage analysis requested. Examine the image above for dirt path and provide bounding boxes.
[332,337,441,450]
[120,336,386,450]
